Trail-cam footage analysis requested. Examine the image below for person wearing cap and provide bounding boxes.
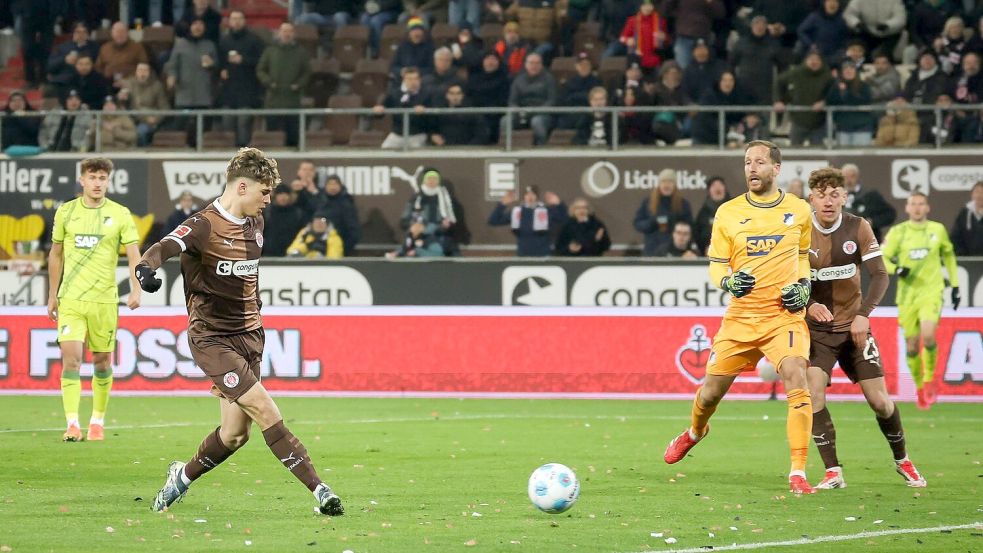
[1,91,40,149]
[681,38,725,105]
[663,0,725,70]
[359,0,403,53]
[176,0,223,46]
[826,59,874,146]
[488,185,567,257]
[99,95,137,151]
[773,49,834,146]
[257,22,311,148]
[467,52,510,141]
[729,14,790,105]
[392,17,436,78]
[494,21,530,77]
[67,54,111,111]
[39,90,95,152]
[606,0,670,71]
[633,169,693,256]
[899,48,948,143]
[400,169,462,256]
[503,52,558,145]
[557,52,602,129]
[166,191,200,236]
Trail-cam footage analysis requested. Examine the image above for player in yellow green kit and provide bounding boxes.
[882,192,960,410]
[664,141,817,494]
[47,158,143,442]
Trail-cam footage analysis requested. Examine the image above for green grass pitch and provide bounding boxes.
[0,396,980,552]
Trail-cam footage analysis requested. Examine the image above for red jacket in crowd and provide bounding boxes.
[494,39,529,77]
[619,11,671,69]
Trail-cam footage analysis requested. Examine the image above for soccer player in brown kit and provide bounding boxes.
[805,168,926,489]
[135,148,344,515]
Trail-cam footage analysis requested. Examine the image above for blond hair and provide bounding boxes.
[226,147,281,187]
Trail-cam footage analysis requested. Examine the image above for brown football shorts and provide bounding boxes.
[188,329,265,401]
[809,328,884,384]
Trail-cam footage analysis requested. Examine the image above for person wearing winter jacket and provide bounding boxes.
[98,95,137,151]
[902,49,949,143]
[287,216,344,259]
[826,61,875,146]
[874,99,920,146]
[554,198,611,256]
[606,0,670,71]
[400,169,462,255]
[842,0,906,59]
[950,181,983,255]
[773,50,834,146]
[314,174,361,256]
[796,0,849,63]
[467,52,510,142]
[692,176,729,255]
[866,53,901,103]
[1,90,40,149]
[488,185,568,257]
[730,15,790,104]
[691,71,748,146]
[165,191,199,235]
[663,0,725,69]
[633,169,693,256]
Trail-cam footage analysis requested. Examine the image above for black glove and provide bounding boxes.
[895,266,910,278]
[952,287,961,311]
[780,278,811,312]
[721,269,756,298]
[135,263,162,293]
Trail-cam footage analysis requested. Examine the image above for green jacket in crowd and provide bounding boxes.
[774,61,833,130]
[256,40,311,109]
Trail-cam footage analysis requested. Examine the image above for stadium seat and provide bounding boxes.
[348,129,386,147]
[141,25,174,61]
[550,56,578,86]
[430,23,459,47]
[351,58,390,107]
[599,56,627,90]
[332,25,370,72]
[326,94,362,144]
[573,32,602,66]
[305,129,334,149]
[308,58,341,107]
[250,130,286,149]
[378,24,403,63]
[149,130,190,149]
[202,130,236,150]
[294,24,320,59]
[478,23,503,42]
[499,129,535,149]
[546,128,577,147]
[576,21,601,38]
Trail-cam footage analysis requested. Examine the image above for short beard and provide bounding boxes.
[748,174,775,195]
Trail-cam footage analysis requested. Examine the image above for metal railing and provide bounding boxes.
[2,102,979,153]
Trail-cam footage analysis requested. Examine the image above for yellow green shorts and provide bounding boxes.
[56,298,119,352]
[898,296,942,338]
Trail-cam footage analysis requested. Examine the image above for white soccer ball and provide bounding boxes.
[527,463,580,514]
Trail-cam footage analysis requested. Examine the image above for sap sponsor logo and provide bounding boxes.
[74,234,101,249]
[746,235,784,257]
[486,159,519,200]
[943,331,983,384]
[570,266,730,307]
[317,164,423,196]
[891,159,930,198]
[216,259,259,276]
[502,266,567,306]
[75,161,130,194]
[28,328,321,379]
[580,161,708,198]
[908,248,929,261]
[163,161,230,201]
[811,263,857,282]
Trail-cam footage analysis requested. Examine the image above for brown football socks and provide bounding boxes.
[263,420,323,492]
[811,407,840,469]
[184,426,235,482]
[876,404,908,461]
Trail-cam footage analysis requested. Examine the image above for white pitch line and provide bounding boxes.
[642,522,982,553]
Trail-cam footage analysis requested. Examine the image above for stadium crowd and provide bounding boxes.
[5,0,983,151]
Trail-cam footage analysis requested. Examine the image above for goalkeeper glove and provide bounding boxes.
[780,278,811,312]
[721,269,756,298]
[135,263,162,293]
[952,287,961,311]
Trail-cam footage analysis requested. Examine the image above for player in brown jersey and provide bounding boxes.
[805,168,926,489]
[134,148,344,516]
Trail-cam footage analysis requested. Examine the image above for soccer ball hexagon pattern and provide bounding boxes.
[527,463,580,514]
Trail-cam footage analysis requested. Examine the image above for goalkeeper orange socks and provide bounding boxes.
[690,386,716,439]
[786,388,812,473]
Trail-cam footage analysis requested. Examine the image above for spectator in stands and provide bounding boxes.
[39,90,93,152]
[387,220,446,257]
[950,180,983,255]
[559,52,602,128]
[842,40,867,69]
[294,0,358,29]
[47,23,99,94]
[692,71,748,146]
[555,198,611,256]
[258,22,311,148]
[165,18,217,145]
[774,49,833,146]
[287,216,344,258]
[314,174,361,255]
[219,10,265,148]
[424,47,465,100]
[909,0,961,59]
[785,178,805,198]
[488,185,567,257]
[796,0,849,64]
[841,163,896,241]
[634,169,693,256]
[934,15,968,75]
[392,17,436,79]
[843,0,906,60]
[291,161,326,219]
[503,52,557,145]
[866,52,902,103]
[574,86,616,147]
[494,22,530,77]
[360,0,403,54]
[505,0,559,61]
[692,176,729,254]
[966,14,983,56]
[1,91,40,150]
[681,39,725,106]
[950,52,983,104]
[663,0,726,70]
[450,24,484,74]
[95,22,149,85]
[431,83,490,145]
[99,95,137,150]
[121,62,170,146]
[600,0,643,44]
[449,0,482,30]
[749,0,813,49]
[902,49,949,143]
[730,15,789,105]
[374,67,432,149]
[165,191,198,235]
[653,221,700,258]
[605,0,670,73]
[400,169,461,255]
[827,60,874,146]
[729,112,771,145]
[651,62,689,145]
[263,185,307,257]
[67,54,111,111]
[874,98,920,146]
[177,0,222,45]
[618,85,656,145]
[467,51,509,142]
[15,0,52,88]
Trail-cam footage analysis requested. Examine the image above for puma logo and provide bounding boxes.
[223,238,235,248]
[812,433,826,441]
[280,451,303,469]
[809,248,819,257]
[739,218,751,224]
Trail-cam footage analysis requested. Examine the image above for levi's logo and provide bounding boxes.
[746,235,784,256]
[74,234,100,249]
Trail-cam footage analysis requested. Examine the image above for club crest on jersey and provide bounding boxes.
[843,240,857,254]
[746,235,784,256]
[223,372,240,388]
[256,231,264,248]
[169,225,192,238]
[102,216,113,226]
[783,213,794,225]
[74,234,100,249]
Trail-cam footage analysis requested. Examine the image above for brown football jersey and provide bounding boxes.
[808,212,881,333]
[144,199,265,336]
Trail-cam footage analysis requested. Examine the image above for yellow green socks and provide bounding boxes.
[91,367,113,425]
[61,369,81,426]
[907,352,924,389]
[921,344,938,385]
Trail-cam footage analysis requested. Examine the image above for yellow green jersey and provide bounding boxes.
[52,197,139,304]
[882,220,959,304]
